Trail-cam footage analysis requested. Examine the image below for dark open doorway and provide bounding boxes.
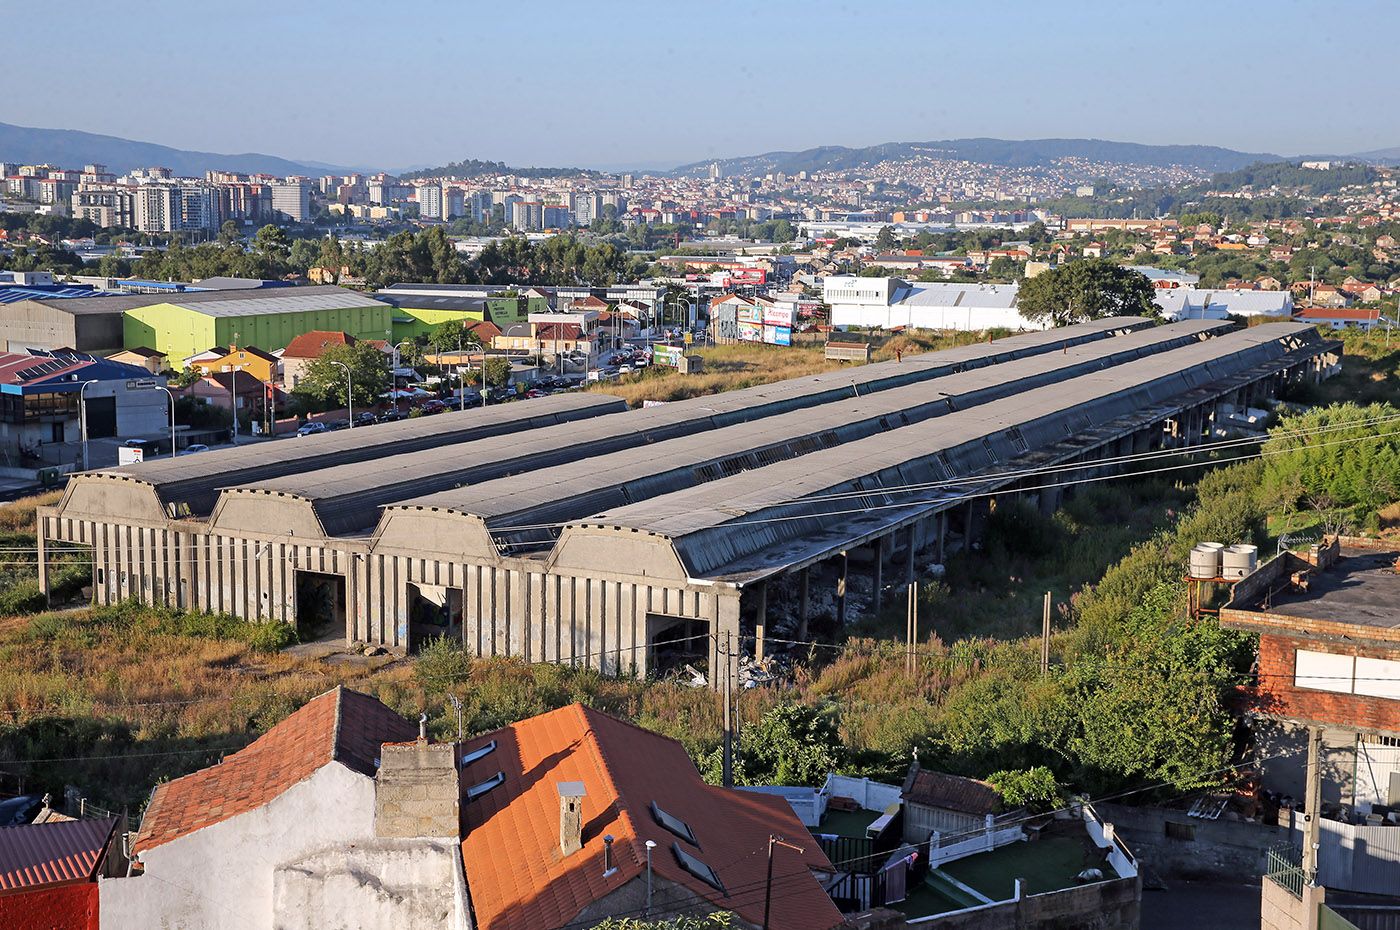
[295,570,346,643]
[408,583,463,653]
[646,614,709,681]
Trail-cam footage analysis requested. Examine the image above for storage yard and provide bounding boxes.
[37,319,1341,684]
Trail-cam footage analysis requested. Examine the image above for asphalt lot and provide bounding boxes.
[1142,881,1261,930]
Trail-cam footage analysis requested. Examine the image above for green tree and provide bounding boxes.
[875,225,898,251]
[483,355,512,389]
[702,702,844,786]
[427,319,482,357]
[1017,259,1157,327]
[986,766,1061,812]
[291,342,390,411]
[252,225,291,264]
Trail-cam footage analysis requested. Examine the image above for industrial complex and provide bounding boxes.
[37,318,1341,684]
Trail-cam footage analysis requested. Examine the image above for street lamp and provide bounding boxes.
[78,379,98,470]
[392,339,415,371]
[329,360,353,427]
[156,385,176,457]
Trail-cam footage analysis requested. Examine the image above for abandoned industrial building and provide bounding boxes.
[37,319,1341,685]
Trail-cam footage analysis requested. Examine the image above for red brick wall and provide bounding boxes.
[0,883,99,930]
[1253,634,1400,733]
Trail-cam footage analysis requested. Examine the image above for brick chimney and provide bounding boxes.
[559,781,586,856]
[375,729,460,839]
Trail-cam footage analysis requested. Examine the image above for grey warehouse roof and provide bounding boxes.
[555,324,1326,583]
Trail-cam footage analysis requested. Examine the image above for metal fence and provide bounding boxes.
[1266,843,1306,900]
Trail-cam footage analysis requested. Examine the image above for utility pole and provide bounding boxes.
[722,630,734,788]
[1041,592,1052,677]
[762,835,805,930]
[906,582,914,675]
[1303,725,1323,886]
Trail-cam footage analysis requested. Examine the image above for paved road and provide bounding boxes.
[1142,881,1260,930]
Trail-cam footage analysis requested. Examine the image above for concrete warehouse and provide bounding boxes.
[39,320,1341,684]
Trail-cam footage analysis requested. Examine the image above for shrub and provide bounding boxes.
[987,766,1062,812]
[0,580,47,615]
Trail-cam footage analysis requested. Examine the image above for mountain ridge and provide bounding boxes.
[669,137,1292,177]
[0,121,353,178]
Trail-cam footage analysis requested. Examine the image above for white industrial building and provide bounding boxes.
[823,276,1035,331]
[1154,287,1295,322]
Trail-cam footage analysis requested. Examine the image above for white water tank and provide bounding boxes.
[1222,544,1259,580]
[1189,542,1226,579]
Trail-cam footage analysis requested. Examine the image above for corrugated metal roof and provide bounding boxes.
[210,319,1171,536]
[14,285,378,317]
[0,816,118,890]
[379,320,1229,549]
[565,324,1326,579]
[77,392,625,517]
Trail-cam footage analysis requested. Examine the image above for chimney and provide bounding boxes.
[375,738,460,839]
[559,781,586,856]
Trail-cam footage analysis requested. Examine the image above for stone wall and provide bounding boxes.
[375,740,460,839]
[1260,876,1324,930]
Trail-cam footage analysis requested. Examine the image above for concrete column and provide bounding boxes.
[835,550,848,626]
[36,516,49,607]
[935,512,947,565]
[871,537,884,616]
[798,567,810,642]
[754,582,767,664]
[715,590,741,693]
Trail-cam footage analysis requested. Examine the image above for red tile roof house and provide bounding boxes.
[0,816,120,930]
[102,689,843,930]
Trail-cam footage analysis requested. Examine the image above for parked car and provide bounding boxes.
[377,408,407,423]
[296,421,328,437]
[327,419,351,431]
[0,795,41,826]
[178,443,209,456]
[524,388,548,399]
[354,411,378,427]
[419,400,448,415]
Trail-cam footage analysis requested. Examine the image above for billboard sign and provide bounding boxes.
[737,321,763,342]
[736,305,762,323]
[118,446,145,465]
[763,306,794,327]
[653,344,684,367]
[763,325,792,346]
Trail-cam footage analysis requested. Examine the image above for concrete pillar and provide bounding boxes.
[754,582,767,663]
[935,512,946,565]
[36,516,49,607]
[798,567,810,642]
[714,591,741,692]
[871,537,884,615]
[835,550,848,626]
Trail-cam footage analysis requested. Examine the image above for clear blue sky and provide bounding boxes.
[14,0,1397,171]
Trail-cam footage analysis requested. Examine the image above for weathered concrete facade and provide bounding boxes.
[41,323,1341,686]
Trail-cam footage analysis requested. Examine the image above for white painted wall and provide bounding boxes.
[274,838,470,930]
[101,762,379,930]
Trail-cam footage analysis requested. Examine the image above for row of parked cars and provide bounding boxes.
[293,377,585,436]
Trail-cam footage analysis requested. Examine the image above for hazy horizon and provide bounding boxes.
[11,0,1397,172]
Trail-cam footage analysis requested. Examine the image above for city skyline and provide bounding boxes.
[11,0,1398,172]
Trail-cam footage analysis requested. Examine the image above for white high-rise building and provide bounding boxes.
[417,183,443,220]
[270,180,312,223]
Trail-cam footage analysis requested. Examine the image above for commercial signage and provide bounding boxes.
[736,305,762,323]
[118,446,145,465]
[763,325,792,346]
[736,321,764,342]
[653,345,684,367]
[763,306,794,327]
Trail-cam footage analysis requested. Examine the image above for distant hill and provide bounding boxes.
[0,121,350,177]
[672,137,1283,177]
[1348,145,1400,166]
[401,158,602,180]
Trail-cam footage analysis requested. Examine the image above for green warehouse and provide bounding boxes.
[123,286,394,363]
[375,285,545,341]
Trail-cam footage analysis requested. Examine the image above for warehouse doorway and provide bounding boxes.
[295,570,346,643]
[407,583,463,653]
[646,614,709,681]
[85,396,116,439]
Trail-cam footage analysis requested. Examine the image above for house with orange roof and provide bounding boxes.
[100,689,844,930]
[98,686,447,930]
[458,703,843,930]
